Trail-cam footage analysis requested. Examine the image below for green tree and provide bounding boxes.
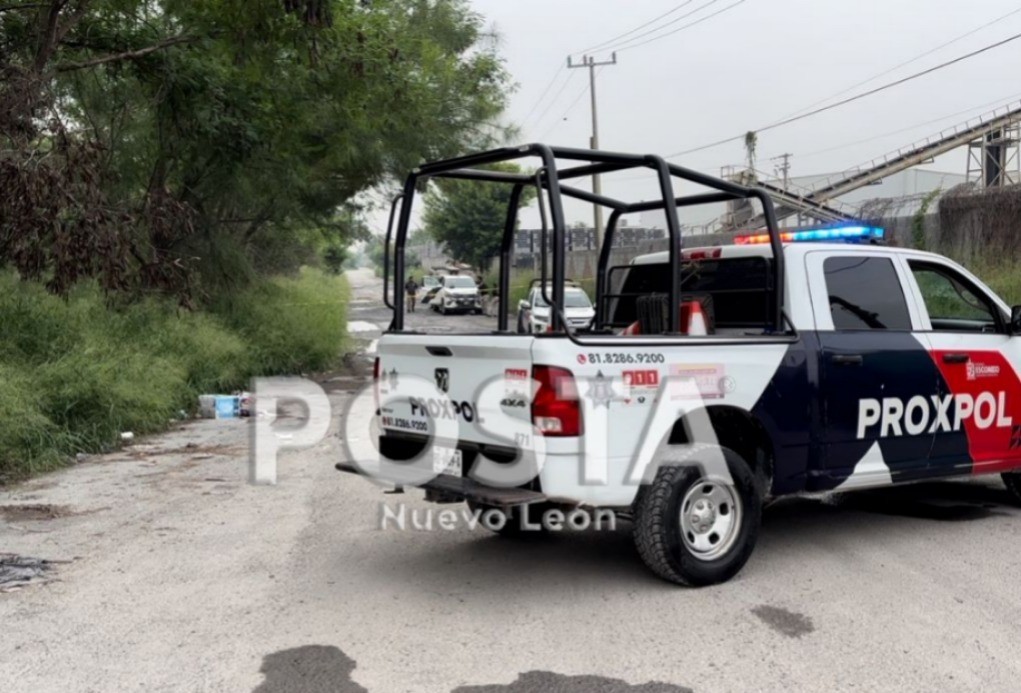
[365,235,418,277]
[422,163,535,272]
[0,0,512,301]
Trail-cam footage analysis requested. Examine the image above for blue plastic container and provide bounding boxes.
[214,395,239,419]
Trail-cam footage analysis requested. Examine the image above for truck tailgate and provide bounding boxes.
[377,334,535,448]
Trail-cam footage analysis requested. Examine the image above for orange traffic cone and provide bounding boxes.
[686,301,708,336]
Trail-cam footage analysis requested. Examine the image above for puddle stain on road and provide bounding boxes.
[751,605,815,638]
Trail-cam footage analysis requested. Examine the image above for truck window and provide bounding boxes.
[908,261,1001,333]
[609,257,773,330]
[824,257,911,331]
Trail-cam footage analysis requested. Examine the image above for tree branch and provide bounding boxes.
[55,34,197,72]
[0,3,49,12]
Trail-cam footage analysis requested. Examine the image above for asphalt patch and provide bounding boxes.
[751,605,815,638]
[254,646,367,693]
[453,671,692,692]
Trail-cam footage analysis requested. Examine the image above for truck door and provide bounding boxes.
[806,251,938,490]
[902,258,1021,476]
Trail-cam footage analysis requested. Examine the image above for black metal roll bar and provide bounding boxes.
[387,144,786,337]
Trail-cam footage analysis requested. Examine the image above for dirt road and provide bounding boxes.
[3,268,1021,692]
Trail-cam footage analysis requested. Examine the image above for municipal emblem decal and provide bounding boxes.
[435,368,450,393]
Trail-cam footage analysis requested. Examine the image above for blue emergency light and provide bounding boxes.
[735,225,885,245]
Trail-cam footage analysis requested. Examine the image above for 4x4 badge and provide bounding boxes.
[435,368,450,393]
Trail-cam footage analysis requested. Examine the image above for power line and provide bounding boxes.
[779,5,1021,120]
[536,72,599,142]
[607,0,749,54]
[526,2,702,133]
[528,70,579,133]
[581,0,725,56]
[667,29,1021,158]
[573,0,697,56]
[520,66,567,125]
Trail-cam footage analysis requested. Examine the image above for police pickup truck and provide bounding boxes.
[341,145,1021,587]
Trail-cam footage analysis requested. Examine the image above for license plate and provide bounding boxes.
[432,446,463,476]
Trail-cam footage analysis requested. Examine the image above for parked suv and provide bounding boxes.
[430,275,482,315]
[517,281,594,333]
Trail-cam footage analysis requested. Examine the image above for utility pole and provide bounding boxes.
[567,52,617,251]
[771,152,794,223]
[772,153,792,190]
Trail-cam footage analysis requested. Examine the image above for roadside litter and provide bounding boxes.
[198,392,253,419]
[0,554,67,593]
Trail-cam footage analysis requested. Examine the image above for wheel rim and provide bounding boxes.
[678,479,742,562]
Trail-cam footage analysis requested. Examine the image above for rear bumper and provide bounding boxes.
[337,431,643,508]
[335,462,546,507]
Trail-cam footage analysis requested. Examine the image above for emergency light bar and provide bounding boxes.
[734,225,885,245]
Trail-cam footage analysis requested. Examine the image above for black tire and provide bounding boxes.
[439,304,447,315]
[516,311,526,334]
[1003,471,1021,505]
[467,501,551,538]
[633,446,761,587]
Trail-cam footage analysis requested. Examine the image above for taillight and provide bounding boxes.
[531,365,582,437]
[373,357,381,412]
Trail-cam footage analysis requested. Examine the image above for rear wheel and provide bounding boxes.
[516,311,526,334]
[1002,471,1021,505]
[633,446,760,586]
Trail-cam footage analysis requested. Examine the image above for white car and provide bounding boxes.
[430,275,483,315]
[517,283,594,333]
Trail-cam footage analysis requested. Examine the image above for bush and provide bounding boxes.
[0,268,350,482]
[969,259,1021,306]
[212,267,350,375]
[0,365,72,477]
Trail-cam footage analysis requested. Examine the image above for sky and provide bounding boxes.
[465,0,1021,226]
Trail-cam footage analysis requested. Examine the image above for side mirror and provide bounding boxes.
[1011,306,1021,334]
[518,300,529,311]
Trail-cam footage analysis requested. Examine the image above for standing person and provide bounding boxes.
[404,277,419,313]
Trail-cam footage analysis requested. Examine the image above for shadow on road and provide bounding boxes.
[351,480,1018,593]
[452,671,692,692]
[254,645,368,693]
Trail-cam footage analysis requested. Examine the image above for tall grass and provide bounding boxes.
[0,268,350,482]
[968,259,1021,306]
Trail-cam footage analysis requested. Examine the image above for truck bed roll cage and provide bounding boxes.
[384,144,786,336]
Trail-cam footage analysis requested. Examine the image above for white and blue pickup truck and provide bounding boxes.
[339,145,1021,586]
